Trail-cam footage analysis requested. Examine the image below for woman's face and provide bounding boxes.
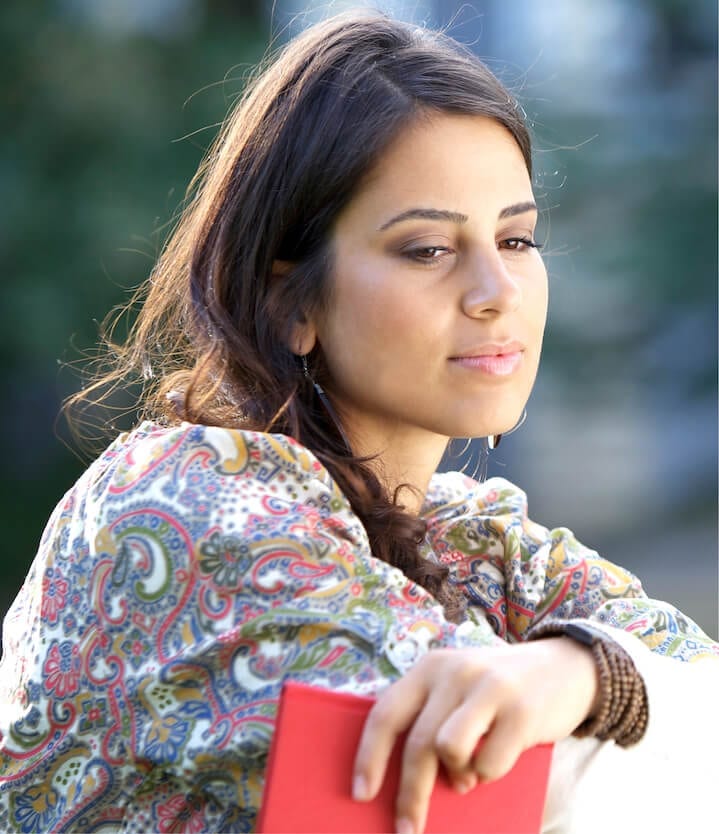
[305,112,548,451]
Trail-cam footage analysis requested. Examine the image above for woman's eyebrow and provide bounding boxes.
[499,200,537,219]
[378,207,468,231]
[378,201,537,231]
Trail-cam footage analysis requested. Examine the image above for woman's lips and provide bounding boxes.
[449,351,523,375]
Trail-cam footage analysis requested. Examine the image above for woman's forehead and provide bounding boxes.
[338,113,533,227]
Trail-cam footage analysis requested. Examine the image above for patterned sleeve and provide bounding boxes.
[0,424,499,834]
[423,474,718,661]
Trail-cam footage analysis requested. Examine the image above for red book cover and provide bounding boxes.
[257,681,553,834]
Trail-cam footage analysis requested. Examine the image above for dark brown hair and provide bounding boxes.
[68,11,532,623]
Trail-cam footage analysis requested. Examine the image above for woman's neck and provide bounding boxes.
[345,421,449,515]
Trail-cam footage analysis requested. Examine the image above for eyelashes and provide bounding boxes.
[402,237,544,267]
[501,236,544,252]
[403,245,454,264]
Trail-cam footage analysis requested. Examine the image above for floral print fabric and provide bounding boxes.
[0,422,715,832]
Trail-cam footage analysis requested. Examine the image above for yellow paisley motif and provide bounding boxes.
[210,428,250,474]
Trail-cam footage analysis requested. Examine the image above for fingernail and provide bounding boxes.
[455,774,477,794]
[352,774,369,801]
[396,817,415,834]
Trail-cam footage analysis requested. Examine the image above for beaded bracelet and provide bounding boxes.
[529,621,649,747]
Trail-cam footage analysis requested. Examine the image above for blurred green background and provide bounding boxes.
[2,0,716,636]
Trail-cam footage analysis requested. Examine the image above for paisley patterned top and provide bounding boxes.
[0,421,716,833]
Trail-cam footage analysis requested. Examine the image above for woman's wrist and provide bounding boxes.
[545,635,602,723]
[529,620,649,746]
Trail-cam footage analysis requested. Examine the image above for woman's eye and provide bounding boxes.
[500,236,543,253]
[403,245,454,264]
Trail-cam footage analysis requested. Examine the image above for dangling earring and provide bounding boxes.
[481,408,528,477]
[486,408,527,451]
[449,437,476,478]
[299,353,352,453]
[505,408,528,438]
[449,437,473,458]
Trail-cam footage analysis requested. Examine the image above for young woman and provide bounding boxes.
[0,11,716,834]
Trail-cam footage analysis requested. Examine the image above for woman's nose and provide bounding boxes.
[460,252,522,318]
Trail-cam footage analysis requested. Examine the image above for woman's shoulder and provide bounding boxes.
[15,421,366,638]
[29,420,358,578]
[86,419,339,498]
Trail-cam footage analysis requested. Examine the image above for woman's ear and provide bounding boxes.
[271,259,294,278]
[271,260,317,356]
[289,314,317,357]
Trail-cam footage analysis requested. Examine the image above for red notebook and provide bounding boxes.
[257,681,553,834]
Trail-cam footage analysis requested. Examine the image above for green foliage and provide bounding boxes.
[1,2,266,613]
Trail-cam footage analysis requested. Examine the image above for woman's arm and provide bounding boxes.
[424,473,718,660]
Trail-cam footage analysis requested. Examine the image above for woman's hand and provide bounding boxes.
[352,637,599,834]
